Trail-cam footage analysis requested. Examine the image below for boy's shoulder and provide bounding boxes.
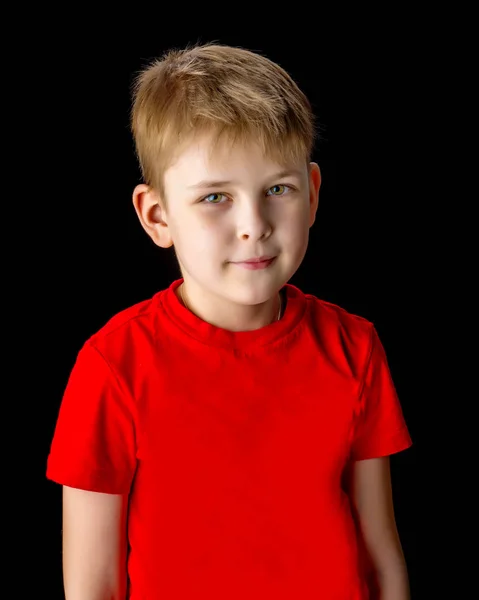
[305,292,375,353]
[86,290,164,349]
[307,292,373,331]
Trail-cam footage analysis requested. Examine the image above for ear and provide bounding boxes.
[308,162,321,228]
[132,184,174,248]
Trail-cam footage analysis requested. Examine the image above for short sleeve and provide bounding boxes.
[46,341,138,494]
[350,325,413,461]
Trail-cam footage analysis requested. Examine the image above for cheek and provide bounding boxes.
[281,210,310,240]
[180,220,225,255]
[278,214,310,259]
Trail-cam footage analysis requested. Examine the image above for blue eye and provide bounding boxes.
[200,184,291,205]
[203,193,226,204]
[267,184,290,196]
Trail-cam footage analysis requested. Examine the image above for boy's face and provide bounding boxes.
[134,133,321,326]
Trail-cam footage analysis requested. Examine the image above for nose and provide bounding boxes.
[235,201,273,241]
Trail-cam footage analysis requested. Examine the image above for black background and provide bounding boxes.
[17,19,430,599]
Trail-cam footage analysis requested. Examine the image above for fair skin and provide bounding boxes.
[62,487,128,599]
[133,134,321,331]
[346,457,411,599]
[62,135,409,599]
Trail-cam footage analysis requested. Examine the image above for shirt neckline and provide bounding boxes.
[158,278,307,351]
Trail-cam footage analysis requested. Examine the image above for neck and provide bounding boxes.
[179,283,282,330]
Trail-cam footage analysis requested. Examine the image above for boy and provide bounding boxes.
[47,42,412,599]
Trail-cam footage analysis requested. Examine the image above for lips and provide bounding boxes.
[233,256,277,270]
[235,255,275,264]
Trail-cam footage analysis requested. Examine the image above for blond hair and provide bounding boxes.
[131,42,317,204]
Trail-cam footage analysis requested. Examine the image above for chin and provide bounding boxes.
[227,283,284,305]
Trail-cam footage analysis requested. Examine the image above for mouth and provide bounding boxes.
[233,255,276,264]
[232,256,277,270]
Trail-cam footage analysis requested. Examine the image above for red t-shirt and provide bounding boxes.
[47,279,412,599]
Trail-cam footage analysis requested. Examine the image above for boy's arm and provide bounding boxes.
[62,486,129,600]
[347,457,411,600]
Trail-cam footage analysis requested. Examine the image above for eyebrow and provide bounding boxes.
[187,168,304,190]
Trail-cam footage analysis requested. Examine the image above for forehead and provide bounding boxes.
[165,132,300,184]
